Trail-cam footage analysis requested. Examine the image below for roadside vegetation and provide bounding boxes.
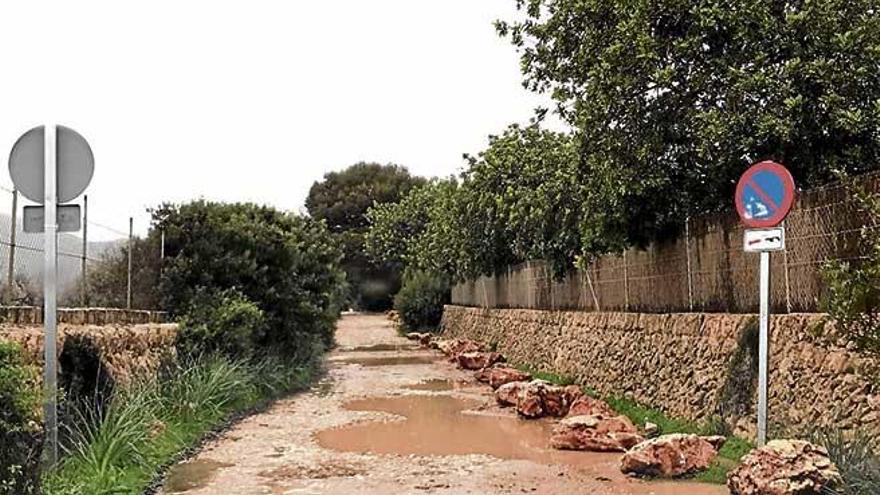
[0,341,41,495]
[43,354,318,495]
[29,200,348,494]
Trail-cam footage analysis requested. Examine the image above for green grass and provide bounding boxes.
[512,363,753,484]
[42,354,318,495]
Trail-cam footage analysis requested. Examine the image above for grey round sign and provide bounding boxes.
[8,125,94,203]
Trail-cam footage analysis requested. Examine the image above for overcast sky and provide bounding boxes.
[0,1,561,240]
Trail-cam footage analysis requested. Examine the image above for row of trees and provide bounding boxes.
[368,0,880,285]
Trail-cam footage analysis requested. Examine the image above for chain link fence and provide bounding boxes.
[0,184,162,309]
[452,172,880,314]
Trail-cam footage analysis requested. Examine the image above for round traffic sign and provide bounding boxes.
[735,161,796,228]
[8,125,94,203]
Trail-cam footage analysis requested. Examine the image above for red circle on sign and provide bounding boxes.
[735,161,796,228]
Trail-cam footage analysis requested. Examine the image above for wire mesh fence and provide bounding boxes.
[0,185,161,309]
[452,172,880,314]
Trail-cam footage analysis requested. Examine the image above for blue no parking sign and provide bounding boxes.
[735,161,796,228]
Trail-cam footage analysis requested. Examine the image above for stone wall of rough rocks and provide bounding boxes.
[0,308,177,387]
[441,305,880,438]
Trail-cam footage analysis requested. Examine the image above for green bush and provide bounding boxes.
[393,271,450,331]
[0,341,42,495]
[177,288,266,360]
[822,177,880,356]
[154,201,347,358]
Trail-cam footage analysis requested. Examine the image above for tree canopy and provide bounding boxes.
[306,163,426,310]
[498,0,880,245]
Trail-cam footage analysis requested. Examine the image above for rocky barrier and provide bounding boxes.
[440,306,880,438]
[0,316,178,387]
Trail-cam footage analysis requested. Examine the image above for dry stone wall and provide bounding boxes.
[441,305,880,438]
[0,309,177,387]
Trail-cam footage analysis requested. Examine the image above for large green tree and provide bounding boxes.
[366,125,581,280]
[306,163,425,310]
[499,0,880,246]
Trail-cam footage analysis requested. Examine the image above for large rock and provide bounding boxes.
[516,381,584,418]
[456,351,504,370]
[474,365,532,389]
[620,434,726,477]
[494,380,583,418]
[568,395,617,417]
[727,440,841,495]
[551,414,644,452]
[495,380,528,406]
[434,339,486,358]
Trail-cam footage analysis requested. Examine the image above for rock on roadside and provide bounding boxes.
[514,380,583,418]
[456,351,504,370]
[550,414,644,452]
[727,440,841,495]
[567,396,617,417]
[474,365,532,389]
[620,433,726,477]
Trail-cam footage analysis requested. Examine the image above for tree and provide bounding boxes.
[306,163,425,310]
[153,201,346,357]
[498,0,880,247]
[459,124,581,276]
[78,236,162,310]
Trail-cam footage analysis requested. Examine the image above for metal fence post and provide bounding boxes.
[6,190,17,297]
[127,217,133,309]
[623,249,630,312]
[585,259,601,312]
[782,220,792,313]
[81,195,88,307]
[685,216,694,311]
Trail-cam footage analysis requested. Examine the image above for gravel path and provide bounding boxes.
[158,313,727,495]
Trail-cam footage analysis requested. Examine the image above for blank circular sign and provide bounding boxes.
[8,125,94,203]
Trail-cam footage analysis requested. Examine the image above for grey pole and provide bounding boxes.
[43,124,59,465]
[757,251,771,446]
[7,189,17,297]
[127,217,133,309]
[81,195,88,307]
[685,216,694,311]
[622,250,629,312]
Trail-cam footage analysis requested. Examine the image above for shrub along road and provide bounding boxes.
[158,314,725,494]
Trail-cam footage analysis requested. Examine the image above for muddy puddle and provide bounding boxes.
[404,379,474,392]
[164,459,233,493]
[340,343,420,352]
[331,355,440,367]
[315,395,725,495]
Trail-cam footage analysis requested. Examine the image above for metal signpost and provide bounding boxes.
[734,160,796,447]
[8,125,94,465]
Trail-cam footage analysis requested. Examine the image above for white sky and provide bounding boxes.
[0,1,562,240]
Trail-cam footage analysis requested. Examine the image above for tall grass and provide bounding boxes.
[42,355,317,495]
[809,429,880,495]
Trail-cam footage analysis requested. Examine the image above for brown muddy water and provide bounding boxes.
[315,394,725,495]
[404,378,474,392]
[164,460,233,493]
[331,355,440,367]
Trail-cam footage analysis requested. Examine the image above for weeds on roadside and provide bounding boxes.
[808,428,880,495]
[42,355,317,495]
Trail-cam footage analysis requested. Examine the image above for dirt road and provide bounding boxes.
[160,313,727,495]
